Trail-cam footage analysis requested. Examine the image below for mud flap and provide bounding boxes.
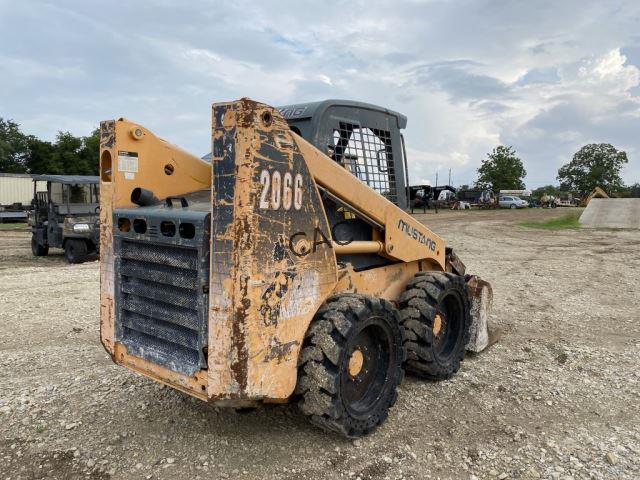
[465,275,494,353]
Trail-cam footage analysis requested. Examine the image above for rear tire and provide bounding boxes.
[399,272,470,380]
[31,235,48,256]
[65,239,88,264]
[296,294,405,438]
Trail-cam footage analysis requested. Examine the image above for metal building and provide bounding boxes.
[0,173,46,207]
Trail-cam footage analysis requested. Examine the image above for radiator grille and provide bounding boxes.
[116,239,208,376]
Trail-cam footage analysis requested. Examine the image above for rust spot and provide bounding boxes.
[229,215,253,393]
[100,120,115,149]
[231,274,249,393]
[237,98,261,128]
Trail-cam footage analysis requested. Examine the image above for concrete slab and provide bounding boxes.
[579,198,640,229]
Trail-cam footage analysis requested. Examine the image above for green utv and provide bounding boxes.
[29,175,100,263]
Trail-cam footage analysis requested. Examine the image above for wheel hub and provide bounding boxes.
[341,322,396,419]
[348,349,364,377]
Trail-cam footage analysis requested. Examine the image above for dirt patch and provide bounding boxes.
[1,208,638,479]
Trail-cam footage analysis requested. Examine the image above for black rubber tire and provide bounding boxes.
[65,239,88,264]
[31,235,48,256]
[399,272,471,380]
[510,204,516,209]
[296,294,405,438]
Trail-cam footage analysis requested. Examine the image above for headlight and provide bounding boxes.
[73,223,91,233]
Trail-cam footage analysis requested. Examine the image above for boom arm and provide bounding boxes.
[293,131,445,267]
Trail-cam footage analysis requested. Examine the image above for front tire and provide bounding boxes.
[31,235,48,256]
[296,294,405,438]
[65,239,88,263]
[510,204,516,209]
[399,272,470,379]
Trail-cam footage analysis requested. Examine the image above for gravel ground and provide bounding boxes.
[1,208,639,480]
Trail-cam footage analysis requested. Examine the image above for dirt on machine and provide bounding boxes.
[98,98,493,437]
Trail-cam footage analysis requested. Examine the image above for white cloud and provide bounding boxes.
[588,49,640,90]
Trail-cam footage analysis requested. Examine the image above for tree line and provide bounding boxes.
[0,118,99,176]
[2,116,638,199]
[473,144,639,198]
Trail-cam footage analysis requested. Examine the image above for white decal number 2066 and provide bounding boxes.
[259,170,303,211]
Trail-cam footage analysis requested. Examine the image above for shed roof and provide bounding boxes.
[0,173,34,178]
[31,175,99,185]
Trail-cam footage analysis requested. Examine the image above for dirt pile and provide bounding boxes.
[580,198,640,229]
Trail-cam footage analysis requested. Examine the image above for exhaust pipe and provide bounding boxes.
[131,187,159,207]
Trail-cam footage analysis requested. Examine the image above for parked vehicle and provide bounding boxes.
[499,195,528,209]
[29,175,100,263]
[540,194,558,208]
[408,185,457,212]
[458,189,497,208]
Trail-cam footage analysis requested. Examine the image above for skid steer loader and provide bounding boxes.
[99,98,492,437]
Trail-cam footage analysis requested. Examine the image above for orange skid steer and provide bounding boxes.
[99,98,492,437]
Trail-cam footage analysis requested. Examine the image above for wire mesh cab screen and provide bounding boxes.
[331,122,397,204]
[279,100,408,208]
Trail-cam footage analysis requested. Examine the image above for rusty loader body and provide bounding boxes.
[99,99,492,437]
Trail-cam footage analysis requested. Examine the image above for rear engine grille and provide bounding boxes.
[115,239,208,376]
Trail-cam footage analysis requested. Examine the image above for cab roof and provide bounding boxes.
[277,99,408,129]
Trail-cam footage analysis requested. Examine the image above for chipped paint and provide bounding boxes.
[263,337,299,363]
[259,270,296,326]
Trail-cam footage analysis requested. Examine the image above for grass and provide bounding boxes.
[0,222,28,230]
[519,212,582,230]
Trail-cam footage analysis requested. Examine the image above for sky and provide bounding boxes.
[1,0,639,188]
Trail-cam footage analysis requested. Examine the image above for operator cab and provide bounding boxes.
[277,100,410,271]
[277,100,409,210]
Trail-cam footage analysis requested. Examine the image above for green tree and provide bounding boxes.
[617,183,640,198]
[50,132,84,175]
[557,143,628,197]
[25,137,59,174]
[1,118,100,175]
[26,128,99,175]
[78,128,100,175]
[475,146,526,192]
[531,185,560,198]
[0,118,30,173]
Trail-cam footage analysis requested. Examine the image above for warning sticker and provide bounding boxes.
[118,151,138,173]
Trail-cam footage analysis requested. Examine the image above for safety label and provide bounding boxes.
[117,151,139,173]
